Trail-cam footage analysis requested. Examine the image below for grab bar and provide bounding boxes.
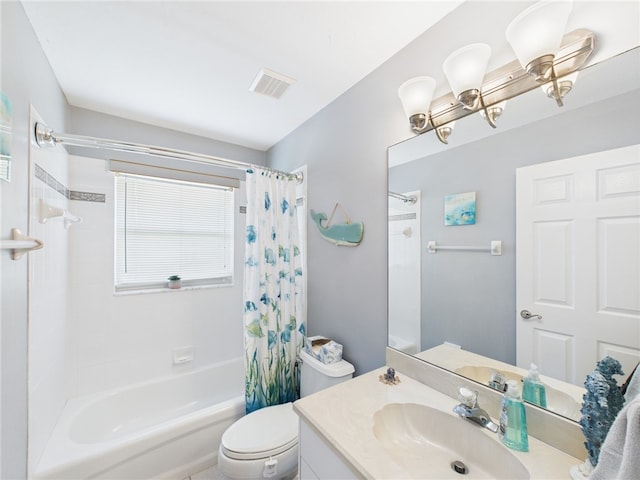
[1,228,44,260]
[427,240,502,256]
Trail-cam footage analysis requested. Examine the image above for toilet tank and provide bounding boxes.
[299,349,355,397]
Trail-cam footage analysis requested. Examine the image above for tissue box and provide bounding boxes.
[305,336,343,364]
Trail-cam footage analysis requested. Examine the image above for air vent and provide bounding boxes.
[250,68,296,99]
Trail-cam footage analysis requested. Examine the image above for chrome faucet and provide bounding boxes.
[453,387,499,433]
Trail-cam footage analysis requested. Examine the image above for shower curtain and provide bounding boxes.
[244,168,305,414]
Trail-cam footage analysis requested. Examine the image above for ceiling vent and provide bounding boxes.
[250,68,296,99]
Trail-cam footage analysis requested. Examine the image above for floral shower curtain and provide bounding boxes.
[244,168,305,414]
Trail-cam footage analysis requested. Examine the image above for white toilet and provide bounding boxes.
[218,349,354,480]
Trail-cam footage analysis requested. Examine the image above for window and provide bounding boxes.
[115,173,234,291]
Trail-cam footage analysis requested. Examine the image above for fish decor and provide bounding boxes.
[310,203,363,246]
[579,356,625,469]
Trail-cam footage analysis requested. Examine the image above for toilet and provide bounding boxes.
[218,349,354,479]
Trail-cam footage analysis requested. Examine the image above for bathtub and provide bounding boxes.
[33,358,245,480]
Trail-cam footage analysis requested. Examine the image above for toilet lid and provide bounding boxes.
[221,402,299,460]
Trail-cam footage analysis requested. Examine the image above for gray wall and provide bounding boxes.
[267,1,640,375]
[1,3,69,477]
[265,0,518,374]
[265,60,410,374]
[265,1,545,374]
[389,90,640,365]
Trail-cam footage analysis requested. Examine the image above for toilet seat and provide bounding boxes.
[221,402,299,460]
[219,354,354,479]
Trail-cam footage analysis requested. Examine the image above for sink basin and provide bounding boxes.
[373,403,529,479]
[455,365,581,421]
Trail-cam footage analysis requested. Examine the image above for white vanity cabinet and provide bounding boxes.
[294,366,583,479]
[298,419,359,480]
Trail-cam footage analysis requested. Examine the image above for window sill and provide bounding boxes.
[113,282,234,296]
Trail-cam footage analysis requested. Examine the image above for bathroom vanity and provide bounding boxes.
[294,354,583,479]
[298,420,359,479]
[417,344,585,421]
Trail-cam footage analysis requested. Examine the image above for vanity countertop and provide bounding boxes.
[417,344,585,405]
[293,367,582,479]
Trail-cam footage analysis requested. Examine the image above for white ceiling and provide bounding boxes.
[21,1,463,151]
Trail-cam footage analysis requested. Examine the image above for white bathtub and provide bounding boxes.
[33,358,245,480]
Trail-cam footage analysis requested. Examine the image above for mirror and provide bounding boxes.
[388,48,640,422]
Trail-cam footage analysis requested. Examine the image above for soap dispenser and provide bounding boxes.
[499,380,529,452]
[522,363,547,408]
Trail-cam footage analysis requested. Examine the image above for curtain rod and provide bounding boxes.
[388,191,417,204]
[34,122,303,183]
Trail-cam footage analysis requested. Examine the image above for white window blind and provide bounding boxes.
[115,173,234,290]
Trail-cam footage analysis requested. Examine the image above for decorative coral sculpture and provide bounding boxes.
[596,356,625,421]
[579,356,625,468]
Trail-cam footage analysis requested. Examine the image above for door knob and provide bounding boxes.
[520,309,542,320]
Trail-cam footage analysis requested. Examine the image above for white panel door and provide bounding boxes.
[516,144,640,385]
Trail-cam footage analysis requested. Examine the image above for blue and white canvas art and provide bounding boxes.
[444,192,476,226]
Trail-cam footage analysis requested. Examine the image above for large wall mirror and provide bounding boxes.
[388,47,640,422]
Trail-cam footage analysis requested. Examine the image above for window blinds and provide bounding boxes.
[115,174,234,290]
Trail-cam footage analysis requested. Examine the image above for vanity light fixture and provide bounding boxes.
[397,77,455,144]
[506,0,575,107]
[443,43,492,112]
[443,43,504,129]
[435,121,455,144]
[479,101,507,127]
[398,76,437,135]
[505,0,573,82]
[398,0,593,144]
[540,71,579,103]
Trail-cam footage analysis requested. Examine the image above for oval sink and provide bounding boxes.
[455,365,581,421]
[373,403,529,479]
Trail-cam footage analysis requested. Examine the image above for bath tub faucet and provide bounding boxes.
[453,387,499,433]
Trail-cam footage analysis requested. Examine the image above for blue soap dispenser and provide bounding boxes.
[499,380,529,452]
[522,363,547,408]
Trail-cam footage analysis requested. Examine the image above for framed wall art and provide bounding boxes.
[444,191,476,226]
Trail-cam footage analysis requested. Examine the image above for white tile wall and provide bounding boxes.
[27,108,72,472]
[27,146,246,471]
[388,192,421,354]
[67,155,244,397]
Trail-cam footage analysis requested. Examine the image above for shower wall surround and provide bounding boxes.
[34,163,106,203]
[67,154,245,397]
[29,118,130,472]
[388,192,421,354]
[26,117,257,475]
[25,129,257,475]
[28,111,72,473]
[26,147,248,474]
